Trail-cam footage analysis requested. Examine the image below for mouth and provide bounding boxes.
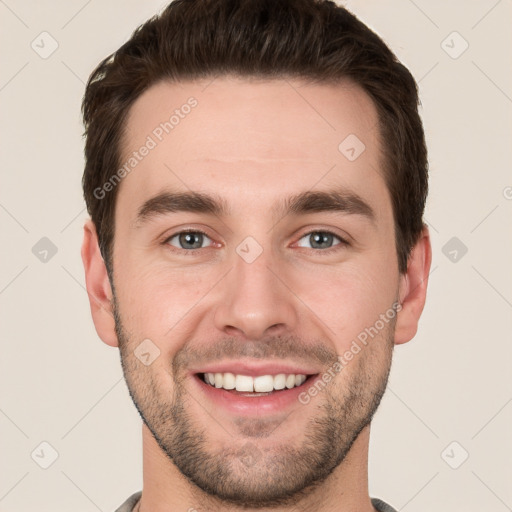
[198,372,313,395]
[191,367,320,415]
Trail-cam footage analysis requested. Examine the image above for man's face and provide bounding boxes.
[111,77,400,506]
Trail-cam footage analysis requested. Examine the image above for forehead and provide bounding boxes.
[116,76,388,224]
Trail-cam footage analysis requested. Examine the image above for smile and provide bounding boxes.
[192,368,320,415]
[200,372,308,393]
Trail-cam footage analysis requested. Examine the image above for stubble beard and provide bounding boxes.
[112,294,395,508]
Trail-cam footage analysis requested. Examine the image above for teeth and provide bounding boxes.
[235,374,254,392]
[273,374,286,390]
[254,375,274,392]
[223,372,236,390]
[202,372,309,392]
[295,374,306,386]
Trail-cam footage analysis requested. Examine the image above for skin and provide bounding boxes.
[81,77,431,512]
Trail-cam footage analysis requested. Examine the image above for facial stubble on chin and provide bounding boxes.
[111,293,395,508]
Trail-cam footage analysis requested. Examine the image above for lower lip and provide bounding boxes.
[192,374,319,415]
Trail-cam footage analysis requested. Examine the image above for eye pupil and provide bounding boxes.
[169,230,344,253]
[310,232,333,249]
[180,232,203,249]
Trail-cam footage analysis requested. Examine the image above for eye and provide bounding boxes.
[164,230,214,251]
[295,230,349,251]
[162,229,349,254]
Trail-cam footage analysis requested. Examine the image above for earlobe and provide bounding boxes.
[394,226,432,345]
[81,218,119,347]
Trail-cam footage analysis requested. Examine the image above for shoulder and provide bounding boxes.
[113,491,142,512]
[371,497,398,512]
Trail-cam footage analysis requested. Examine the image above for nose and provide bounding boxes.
[213,246,299,340]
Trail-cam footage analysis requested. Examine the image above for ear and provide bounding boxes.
[81,218,119,347]
[394,226,432,345]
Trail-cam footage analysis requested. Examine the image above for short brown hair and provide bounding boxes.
[82,0,428,276]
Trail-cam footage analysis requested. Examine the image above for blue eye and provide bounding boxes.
[296,230,348,250]
[165,230,213,250]
[163,229,349,254]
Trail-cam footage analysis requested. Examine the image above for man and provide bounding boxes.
[80,0,431,511]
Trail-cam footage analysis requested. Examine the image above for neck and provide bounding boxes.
[137,423,377,512]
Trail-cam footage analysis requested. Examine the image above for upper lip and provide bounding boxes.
[190,360,321,378]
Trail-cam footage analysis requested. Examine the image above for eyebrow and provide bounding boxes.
[133,188,375,228]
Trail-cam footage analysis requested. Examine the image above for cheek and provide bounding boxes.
[116,261,213,339]
[293,260,398,349]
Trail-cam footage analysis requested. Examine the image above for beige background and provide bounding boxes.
[1,1,511,511]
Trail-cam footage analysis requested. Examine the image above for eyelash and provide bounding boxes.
[162,228,350,255]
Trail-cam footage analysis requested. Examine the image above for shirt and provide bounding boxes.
[115,491,398,511]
